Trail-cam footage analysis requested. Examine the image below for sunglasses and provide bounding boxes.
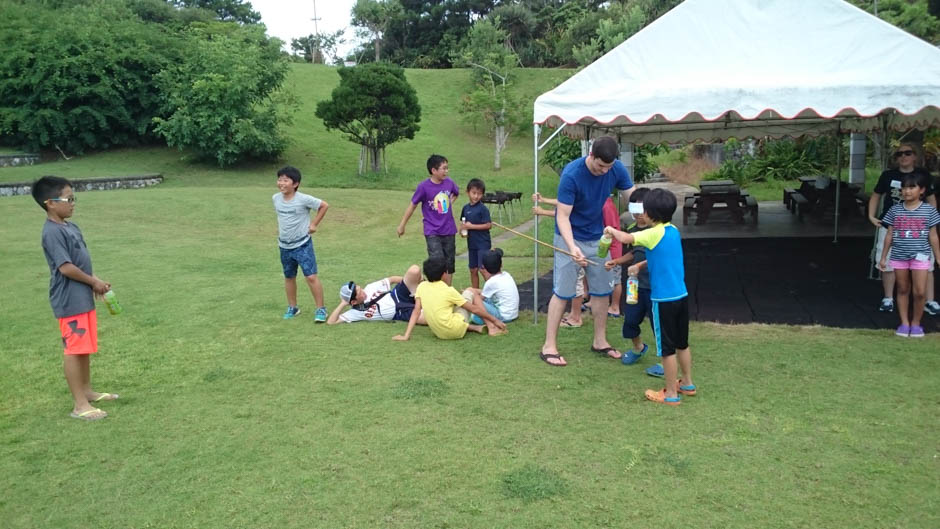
[894,150,915,158]
[46,197,76,204]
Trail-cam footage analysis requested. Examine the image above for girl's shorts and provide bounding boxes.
[58,310,98,355]
[889,258,932,271]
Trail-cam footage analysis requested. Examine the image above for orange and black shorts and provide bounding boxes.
[58,310,98,355]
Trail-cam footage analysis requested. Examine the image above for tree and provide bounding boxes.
[291,30,345,64]
[315,63,421,174]
[351,0,402,62]
[172,0,261,24]
[455,17,526,170]
[0,0,177,153]
[153,23,295,166]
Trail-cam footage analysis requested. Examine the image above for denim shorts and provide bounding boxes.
[279,238,317,278]
[551,232,615,299]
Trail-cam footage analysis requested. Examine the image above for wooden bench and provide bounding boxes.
[783,188,797,210]
[789,192,809,220]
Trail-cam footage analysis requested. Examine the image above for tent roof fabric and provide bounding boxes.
[532,0,940,143]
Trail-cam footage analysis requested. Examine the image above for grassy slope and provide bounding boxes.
[0,65,570,198]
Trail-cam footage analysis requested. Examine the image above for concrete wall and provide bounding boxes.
[0,153,40,167]
[0,174,163,197]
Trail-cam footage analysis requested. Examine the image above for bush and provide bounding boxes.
[153,23,294,166]
[0,1,176,153]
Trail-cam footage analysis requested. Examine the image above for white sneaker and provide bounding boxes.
[878,298,894,312]
[925,301,940,316]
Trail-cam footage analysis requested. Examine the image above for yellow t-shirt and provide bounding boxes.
[415,281,469,340]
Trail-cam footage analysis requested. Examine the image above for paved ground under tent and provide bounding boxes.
[517,236,940,332]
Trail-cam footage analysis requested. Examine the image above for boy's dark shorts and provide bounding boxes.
[622,288,654,339]
[425,235,456,274]
[390,281,417,322]
[279,238,318,278]
[652,297,689,357]
[467,247,490,270]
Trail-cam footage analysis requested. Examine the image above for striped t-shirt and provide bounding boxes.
[881,202,940,261]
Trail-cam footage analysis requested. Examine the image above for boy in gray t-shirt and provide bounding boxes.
[33,176,119,421]
[273,166,330,322]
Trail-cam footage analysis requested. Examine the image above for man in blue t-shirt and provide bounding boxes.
[539,136,634,367]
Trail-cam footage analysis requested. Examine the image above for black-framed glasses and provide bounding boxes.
[46,197,76,204]
[894,150,915,158]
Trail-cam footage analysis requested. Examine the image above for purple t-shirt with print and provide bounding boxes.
[412,177,459,236]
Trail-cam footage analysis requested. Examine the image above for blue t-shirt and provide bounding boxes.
[632,223,687,302]
[461,201,492,250]
[556,157,633,241]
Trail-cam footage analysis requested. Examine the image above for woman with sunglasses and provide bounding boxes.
[868,143,937,314]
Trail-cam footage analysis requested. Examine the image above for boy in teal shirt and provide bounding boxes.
[604,188,696,406]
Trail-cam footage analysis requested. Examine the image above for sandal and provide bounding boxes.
[645,389,681,406]
[539,352,567,367]
[560,317,582,328]
[590,345,621,359]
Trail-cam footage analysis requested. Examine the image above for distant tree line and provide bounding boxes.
[0,0,291,166]
[349,0,939,69]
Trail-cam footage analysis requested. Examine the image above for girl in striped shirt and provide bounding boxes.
[878,173,940,338]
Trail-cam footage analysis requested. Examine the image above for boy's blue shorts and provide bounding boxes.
[280,238,318,278]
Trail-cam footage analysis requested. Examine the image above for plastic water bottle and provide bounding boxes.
[103,290,123,315]
[460,217,468,238]
[626,275,639,305]
[597,233,612,258]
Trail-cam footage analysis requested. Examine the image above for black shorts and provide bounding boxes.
[425,235,456,274]
[652,297,689,357]
[390,281,416,322]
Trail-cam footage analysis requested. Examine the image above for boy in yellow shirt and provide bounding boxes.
[393,257,507,341]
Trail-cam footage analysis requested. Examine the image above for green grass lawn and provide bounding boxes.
[1,185,938,529]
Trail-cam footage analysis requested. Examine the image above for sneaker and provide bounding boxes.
[622,343,648,365]
[909,325,925,338]
[283,306,300,319]
[925,301,940,316]
[895,325,910,337]
[314,307,327,323]
[879,298,894,312]
[645,363,664,377]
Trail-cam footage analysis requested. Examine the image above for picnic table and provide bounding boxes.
[783,177,865,220]
[683,180,758,225]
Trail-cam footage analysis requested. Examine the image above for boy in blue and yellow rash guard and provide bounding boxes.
[604,188,696,406]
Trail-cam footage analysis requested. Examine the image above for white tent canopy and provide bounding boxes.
[533,0,940,144]
[528,0,940,322]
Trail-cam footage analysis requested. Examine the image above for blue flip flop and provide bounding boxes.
[645,363,664,377]
[621,343,648,365]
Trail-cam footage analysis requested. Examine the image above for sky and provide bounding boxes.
[250,0,360,59]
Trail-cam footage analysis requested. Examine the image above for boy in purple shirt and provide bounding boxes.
[397,154,460,285]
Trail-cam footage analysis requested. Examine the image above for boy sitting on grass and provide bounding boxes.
[604,188,696,406]
[468,248,519,324]
[393,257,507,341]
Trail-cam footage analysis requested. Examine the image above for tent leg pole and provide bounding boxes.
[833,129,843,244]
[533,124,540,325]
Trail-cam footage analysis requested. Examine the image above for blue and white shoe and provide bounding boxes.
[622,343,648,365]
[645,363,664,378]
[314,307,328,323]
[283,306,301,319]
